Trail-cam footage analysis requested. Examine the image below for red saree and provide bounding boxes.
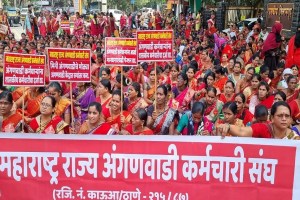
[12,87,29,102]
[28,115,68,134]
[219,93,236,104]
[79,121,114,135]
[102,106,132,131]
[214,77,228,93]
[289,99,300,122]
[25,92,46,117]
[172,87,195,111]
[236,109,254,126]
[2,112,23,132]
[127,98,148,113]
[124,124,153,135]
[286,35,300,68]
[286,89,300,103]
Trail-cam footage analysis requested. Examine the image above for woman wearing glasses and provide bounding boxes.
[0,91,23,132]
[217,101,300,139]
[28,96,68,134]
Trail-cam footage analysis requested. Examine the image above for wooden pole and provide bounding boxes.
[154,62,157,112]
[70,83,74,129]
[120,68,123,113]
[22,87,25,133]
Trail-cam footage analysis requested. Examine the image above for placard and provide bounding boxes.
[0,134,299,200]
[137,30,173,62]
[60,20,70,31]
[105,37,137,66]
[47,48,91,82]
[3,53,45,86]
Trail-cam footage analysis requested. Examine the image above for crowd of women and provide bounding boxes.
[0,7,300,140]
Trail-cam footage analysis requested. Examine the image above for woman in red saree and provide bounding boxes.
[200,86,223,123]
[15,87,46,123]
[95,79,112,108]
[220,54,230,68]
[235,93,254,126]
[219,80,235,103]
[270,62,284,91]
[155,12,163,30]
[0,91,23,132]
[243,74,261,104]
[170,73,195,113]
[28,96,68,134]
[291,65,300,86]
[37,11,47,37]
[249,82,274,114]
[289,92,300,124]
[90,14,100,36]
[215,102,244,135]
[234,33,246,54]
[147,85,177,135]
[186,66,197,91]
[285,26,300,67]
[235,67,255,93]
[167,64,179,88]
[47,82,71,125]
[125,82,148,113]
[73,12,84,38]
[120,108,153,135]
[196,51,214,78]
[213,65,228,94]
[283,75,299,103]
[143,68,157,105]
[102,90,132,132]
[91,53,104,87]
[79,102,115,135]
[286,26,300,68]
[217,101,300,140]
[108,13,117,37]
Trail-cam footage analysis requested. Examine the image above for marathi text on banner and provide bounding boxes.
[137,30,173,62]
[0,135,297,200]
[47,48,91,82]
[105,38,138,66]
[3,53,46,86]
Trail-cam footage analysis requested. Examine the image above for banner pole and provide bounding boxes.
[120,67,123,130]
[22,87,25,133]
[70,83,74,129]
[154,62,157,112]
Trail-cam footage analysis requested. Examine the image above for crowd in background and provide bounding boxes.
[0,4,300,139]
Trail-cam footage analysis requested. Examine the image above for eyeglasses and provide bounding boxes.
[41,102,52,108]
[275,114,291,119]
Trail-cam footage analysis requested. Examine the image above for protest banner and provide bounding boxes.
[137,30,173,62]
[3,53,46,86]
[105,37,138,66]
[0,134,299,200]
[47,48,91,82]
[60,20,70,32]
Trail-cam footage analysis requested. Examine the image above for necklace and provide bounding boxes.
[88,120,103,131]
[37,115,52,133]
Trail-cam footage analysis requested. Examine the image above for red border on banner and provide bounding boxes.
[0,135,299,200]
[3,53,46,86]
[137,30,173,62]
[105,37,138,66]
[47,48,91,82]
